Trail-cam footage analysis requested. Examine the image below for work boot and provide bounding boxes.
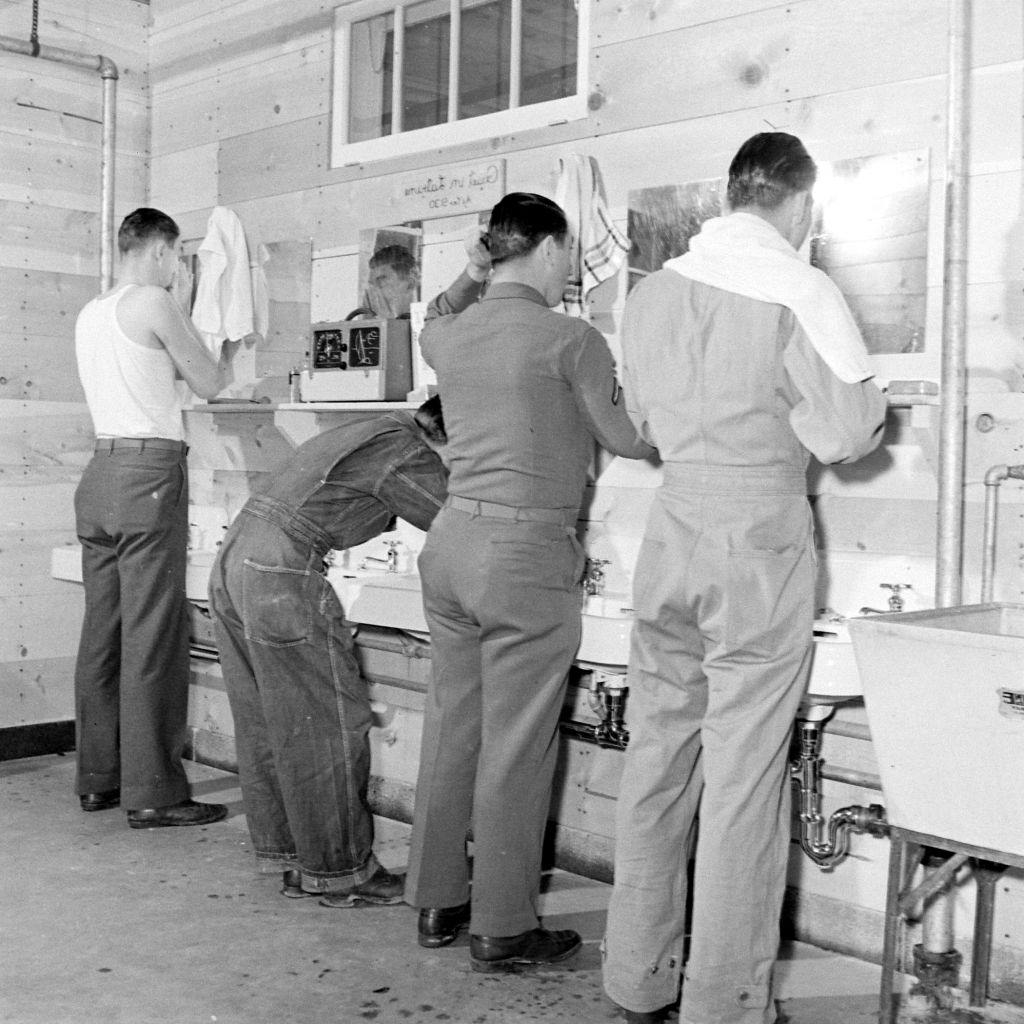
[469,927,581,973]
[317,866,405,908]
[126,799,227,829]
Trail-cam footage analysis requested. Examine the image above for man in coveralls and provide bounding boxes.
[405,192,655,970]
[207,238,489,905]
[602,133,887,1023]
[207,398,447,905]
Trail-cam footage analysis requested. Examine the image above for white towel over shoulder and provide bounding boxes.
[664,212,873,383]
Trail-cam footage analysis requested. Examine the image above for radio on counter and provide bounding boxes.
[299,318,412,402]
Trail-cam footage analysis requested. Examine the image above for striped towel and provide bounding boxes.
[555,154,630,317]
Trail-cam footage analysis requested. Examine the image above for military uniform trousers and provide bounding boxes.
[603,473,815,1024]
[406,501,585,937]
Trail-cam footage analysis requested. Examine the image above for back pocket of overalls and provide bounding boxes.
[241,560,313,647]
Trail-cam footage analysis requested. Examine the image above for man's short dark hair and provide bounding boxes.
[485,192,568,265]
[117,207,180,256]
[726,133,817,212]
[414,394,446,445]
[369,245,418,280]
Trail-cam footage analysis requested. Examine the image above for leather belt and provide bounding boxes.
[95,437,188,453]
[445,495,577,526]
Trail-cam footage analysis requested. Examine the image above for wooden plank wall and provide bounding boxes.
[0,0,149,730]
[147,0,1023,394]
[144,0,1024,986]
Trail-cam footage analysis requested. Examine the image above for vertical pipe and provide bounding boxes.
[0,37,118,292]
[99,65,118,290]
[981,467,1008,602]
[391,6,405,135]
[447,0,459,124]
[934,0,972,609]
[920,852,957,953]
[916,3,973,997]
[508,0,522,109]
[969,861,1006,1006]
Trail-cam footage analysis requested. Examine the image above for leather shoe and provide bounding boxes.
[418,901,471,947]
[469,927,582,973]
[318,865,405,908]
[127,799,227,829]
[280,869,315,899]
[80,789,120,812]
[612,1002,675,1023]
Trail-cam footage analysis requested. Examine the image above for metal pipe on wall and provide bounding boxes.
[934,0,972,608]
[0,32,119,289]
[981,464,1024,601]
[913,0,973,993]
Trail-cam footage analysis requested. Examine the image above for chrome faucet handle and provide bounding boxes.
[880,582,911,612]
[583,558,610,596]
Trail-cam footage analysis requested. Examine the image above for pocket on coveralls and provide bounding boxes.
[240,560,314,647]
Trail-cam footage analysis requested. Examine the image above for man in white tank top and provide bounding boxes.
[73,207,228,828]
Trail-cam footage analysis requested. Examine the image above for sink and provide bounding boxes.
[327,567,428,632]
[805,620,861,704]
[582,593,633,617]
[325,570,862,707]
[577,596,862,705]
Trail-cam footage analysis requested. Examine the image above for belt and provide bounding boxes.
[445,495,577,526]
[95,437,188,453]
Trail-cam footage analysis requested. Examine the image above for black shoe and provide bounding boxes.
[318,865,405,908]
[612,1002,675,1023]
[126,799,227,829]
[280,869,315,899]
[80,789,120,812]
[469,927,582,973]
[418,902,471,948]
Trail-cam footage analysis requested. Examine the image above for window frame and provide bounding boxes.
[330,0,590,167]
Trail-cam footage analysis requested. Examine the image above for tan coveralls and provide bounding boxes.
[602,269,886,1024]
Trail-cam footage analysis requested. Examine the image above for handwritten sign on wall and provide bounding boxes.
[394,159,506,220]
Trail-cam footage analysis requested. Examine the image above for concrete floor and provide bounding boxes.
[0,753,943,1024]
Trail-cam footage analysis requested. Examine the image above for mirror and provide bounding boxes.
[255,239,313,379]
[627,149,930,356]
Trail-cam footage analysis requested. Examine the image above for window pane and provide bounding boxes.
[521,0,577,107]
[458,0,511,120]
[404,0,451,132]
[349,13,394,142]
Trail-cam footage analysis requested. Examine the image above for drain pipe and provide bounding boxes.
[789,717,888,870]
[0,6,119,288]
[981,464,1024,601]
[912,0,974,1007]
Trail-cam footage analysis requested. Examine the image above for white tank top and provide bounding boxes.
[75,285,184,440]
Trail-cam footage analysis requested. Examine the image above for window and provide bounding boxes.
[332,0,589,166]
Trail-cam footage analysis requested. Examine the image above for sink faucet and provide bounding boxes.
[583,558,609,596]
[363,540,401,573]
[859,582,911,615]
[881,583,910,612]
